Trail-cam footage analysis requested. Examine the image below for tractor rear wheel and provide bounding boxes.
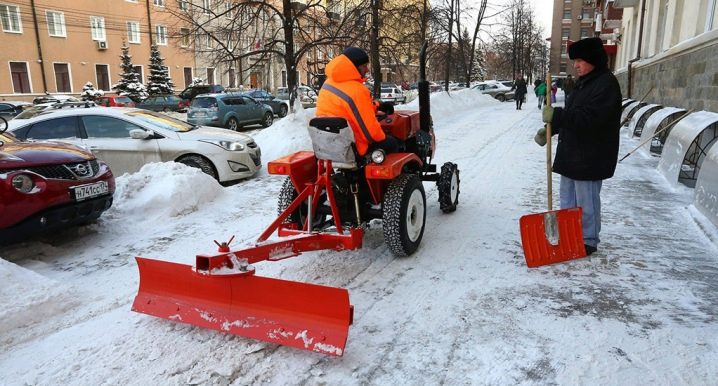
[277,177,326,229]
[382,174,426,256]
[437,162,460,213]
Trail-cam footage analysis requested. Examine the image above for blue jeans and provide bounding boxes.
[559,176,602,247]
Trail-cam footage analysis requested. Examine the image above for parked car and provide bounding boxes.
[243,89,289,117]
[32,94,78,105]
[379,86,407,104]
[187,93,274,130]
[276,86,317,108]
[0,101,32,120]
[0,130,115,244]
[137,95,188,112]
[97,94,136,108]
[471,82,515,102]
[8,107,262,183]
[13,101,96,120]
[179,84,225,102]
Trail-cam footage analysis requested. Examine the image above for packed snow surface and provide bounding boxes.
[2,89,717,385]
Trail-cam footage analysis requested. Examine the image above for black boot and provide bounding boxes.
[584,245,597,255]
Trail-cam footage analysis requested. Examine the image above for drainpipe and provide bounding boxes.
[628,0,647,98]
[145,0,154,49]
[30,0,48,93]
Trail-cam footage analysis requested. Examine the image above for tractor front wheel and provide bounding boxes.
[382,174,426,256]
[437,162,460,213]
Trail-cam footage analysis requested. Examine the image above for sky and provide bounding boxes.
[2,88,717,385]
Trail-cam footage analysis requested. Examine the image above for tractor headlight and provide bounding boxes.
[12,174,35,193]
[370,149,386,164]
[200,140,245,151]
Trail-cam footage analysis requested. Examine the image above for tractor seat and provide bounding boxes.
[308,117,360,169]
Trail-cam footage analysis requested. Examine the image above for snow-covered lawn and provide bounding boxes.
[2,90,717,385]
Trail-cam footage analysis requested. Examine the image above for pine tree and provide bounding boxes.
[147,44,175,95]
[112,45,147,102]
[81,81,104,101]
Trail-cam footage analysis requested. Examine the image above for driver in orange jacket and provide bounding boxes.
[316,47,399,156]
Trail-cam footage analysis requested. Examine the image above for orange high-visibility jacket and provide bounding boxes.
[315,54,385,155]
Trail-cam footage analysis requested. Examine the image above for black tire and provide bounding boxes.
[382,174,426,256]
[437,162,460,213]
[226,117,239,131]
[261,112,273,128]
[278,104,288,118]
[277,177,326,228]
[177,155,219,181]
[496,94,506,102]
[0,116,7,133]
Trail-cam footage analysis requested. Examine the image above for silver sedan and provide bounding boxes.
[8,107,261,183]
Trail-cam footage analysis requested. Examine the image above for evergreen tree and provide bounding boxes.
[81,81,104,101]
[147,44,175,95]
[112,45,147,102]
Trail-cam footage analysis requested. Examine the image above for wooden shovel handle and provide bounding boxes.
[545,73,553,211]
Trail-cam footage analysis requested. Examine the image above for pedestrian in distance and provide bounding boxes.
[550,82,558,104]
[535,80,547,109]
[534,37,622,256]
[315,47,399,156]
[512,75,528,110]
[563,74,575,99]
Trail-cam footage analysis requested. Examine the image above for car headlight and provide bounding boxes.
[199,140,245,151]
[370,149,386,164]
[12,174,35,193]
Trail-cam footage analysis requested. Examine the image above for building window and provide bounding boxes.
[133,65,144,83]
[281,70,287,87]
[179,0,189,11]
[154,0,165,6]
[0,4,22,33]
[206,68,215,84]
[90,16,106,41]
[580,28,590,39]
[561,44,567,56]
[205,33,211,48]
[180,28,190,47]
[559,62,567,73]
[563,10,571,20]
[53,63,71,92]
[155,25,167,45]
[183,67,192,87]
[225,1,233,18]
[127,21,140,43]
[582,8,593,20]
[10,62,31,93]
[203,0,211,14]
[46,11,66,37]
[561,28,570,39]
[95,64,110,91]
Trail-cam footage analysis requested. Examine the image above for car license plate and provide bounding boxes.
[72,181,109,201]
[194,111,206,117]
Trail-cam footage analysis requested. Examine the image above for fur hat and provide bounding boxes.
[568,37,608,69]
[343,47,369,67]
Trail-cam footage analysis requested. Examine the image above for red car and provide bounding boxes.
[97,94,136,107]
[0,131,115,244]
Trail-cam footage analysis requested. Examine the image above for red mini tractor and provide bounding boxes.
[132,43,460,356]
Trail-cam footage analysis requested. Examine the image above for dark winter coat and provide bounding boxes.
[550,67,622,181]
[513,79,528,98]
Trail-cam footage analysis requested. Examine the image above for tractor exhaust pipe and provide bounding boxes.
[418,41,431,133]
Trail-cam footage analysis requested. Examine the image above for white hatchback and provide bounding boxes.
[8,107,261,183]
[379,87,406,104]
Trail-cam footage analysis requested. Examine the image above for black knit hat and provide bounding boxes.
[568,37,608,69]
[343,47,369,67]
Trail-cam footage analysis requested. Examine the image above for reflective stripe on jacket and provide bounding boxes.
[316,54,385,155]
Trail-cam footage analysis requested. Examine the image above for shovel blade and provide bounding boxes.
[132,257,352,356]
[519,208,587,268]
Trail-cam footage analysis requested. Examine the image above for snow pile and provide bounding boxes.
[109,162,224,219]
[0,259,79,346]
[253,107,315,162]
[402,88,500,116]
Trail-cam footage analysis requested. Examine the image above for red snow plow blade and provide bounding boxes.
[133,246,354,356]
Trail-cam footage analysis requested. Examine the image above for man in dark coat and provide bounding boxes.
[512,75,528,110]
[535,37,622,255]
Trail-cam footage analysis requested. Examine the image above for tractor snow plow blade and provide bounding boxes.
[132,257,353,356]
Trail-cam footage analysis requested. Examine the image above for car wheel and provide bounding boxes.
[261,112,273,128]
[278,104,288,118]
[496,94,506,102]
[277,177,327,229]
[226,117,239,131]
[163,107,170,112]
[177,155,219,181]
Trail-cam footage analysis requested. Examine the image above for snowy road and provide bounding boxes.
[2,90,717,385]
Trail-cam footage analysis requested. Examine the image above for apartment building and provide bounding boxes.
[0,0,199,101]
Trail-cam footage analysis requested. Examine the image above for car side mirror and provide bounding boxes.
[129,129,152,139]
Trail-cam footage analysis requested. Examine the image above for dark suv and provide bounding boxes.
[179,84,225,102]
[0,130,115,244]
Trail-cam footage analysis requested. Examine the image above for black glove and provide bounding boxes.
[377,101,394,115]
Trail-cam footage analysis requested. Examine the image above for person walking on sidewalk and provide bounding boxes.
[535,80,547,109]
[534,37,622,255]
[512,75,528,110]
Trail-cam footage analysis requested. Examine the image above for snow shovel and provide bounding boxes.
[519,73,587,268]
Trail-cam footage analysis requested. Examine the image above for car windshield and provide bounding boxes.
[115,96,133,104]
[126,110,196,132]
[381,88,394,93]
[192,97,218,108]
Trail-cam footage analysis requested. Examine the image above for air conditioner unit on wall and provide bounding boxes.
[97,41,108,50]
